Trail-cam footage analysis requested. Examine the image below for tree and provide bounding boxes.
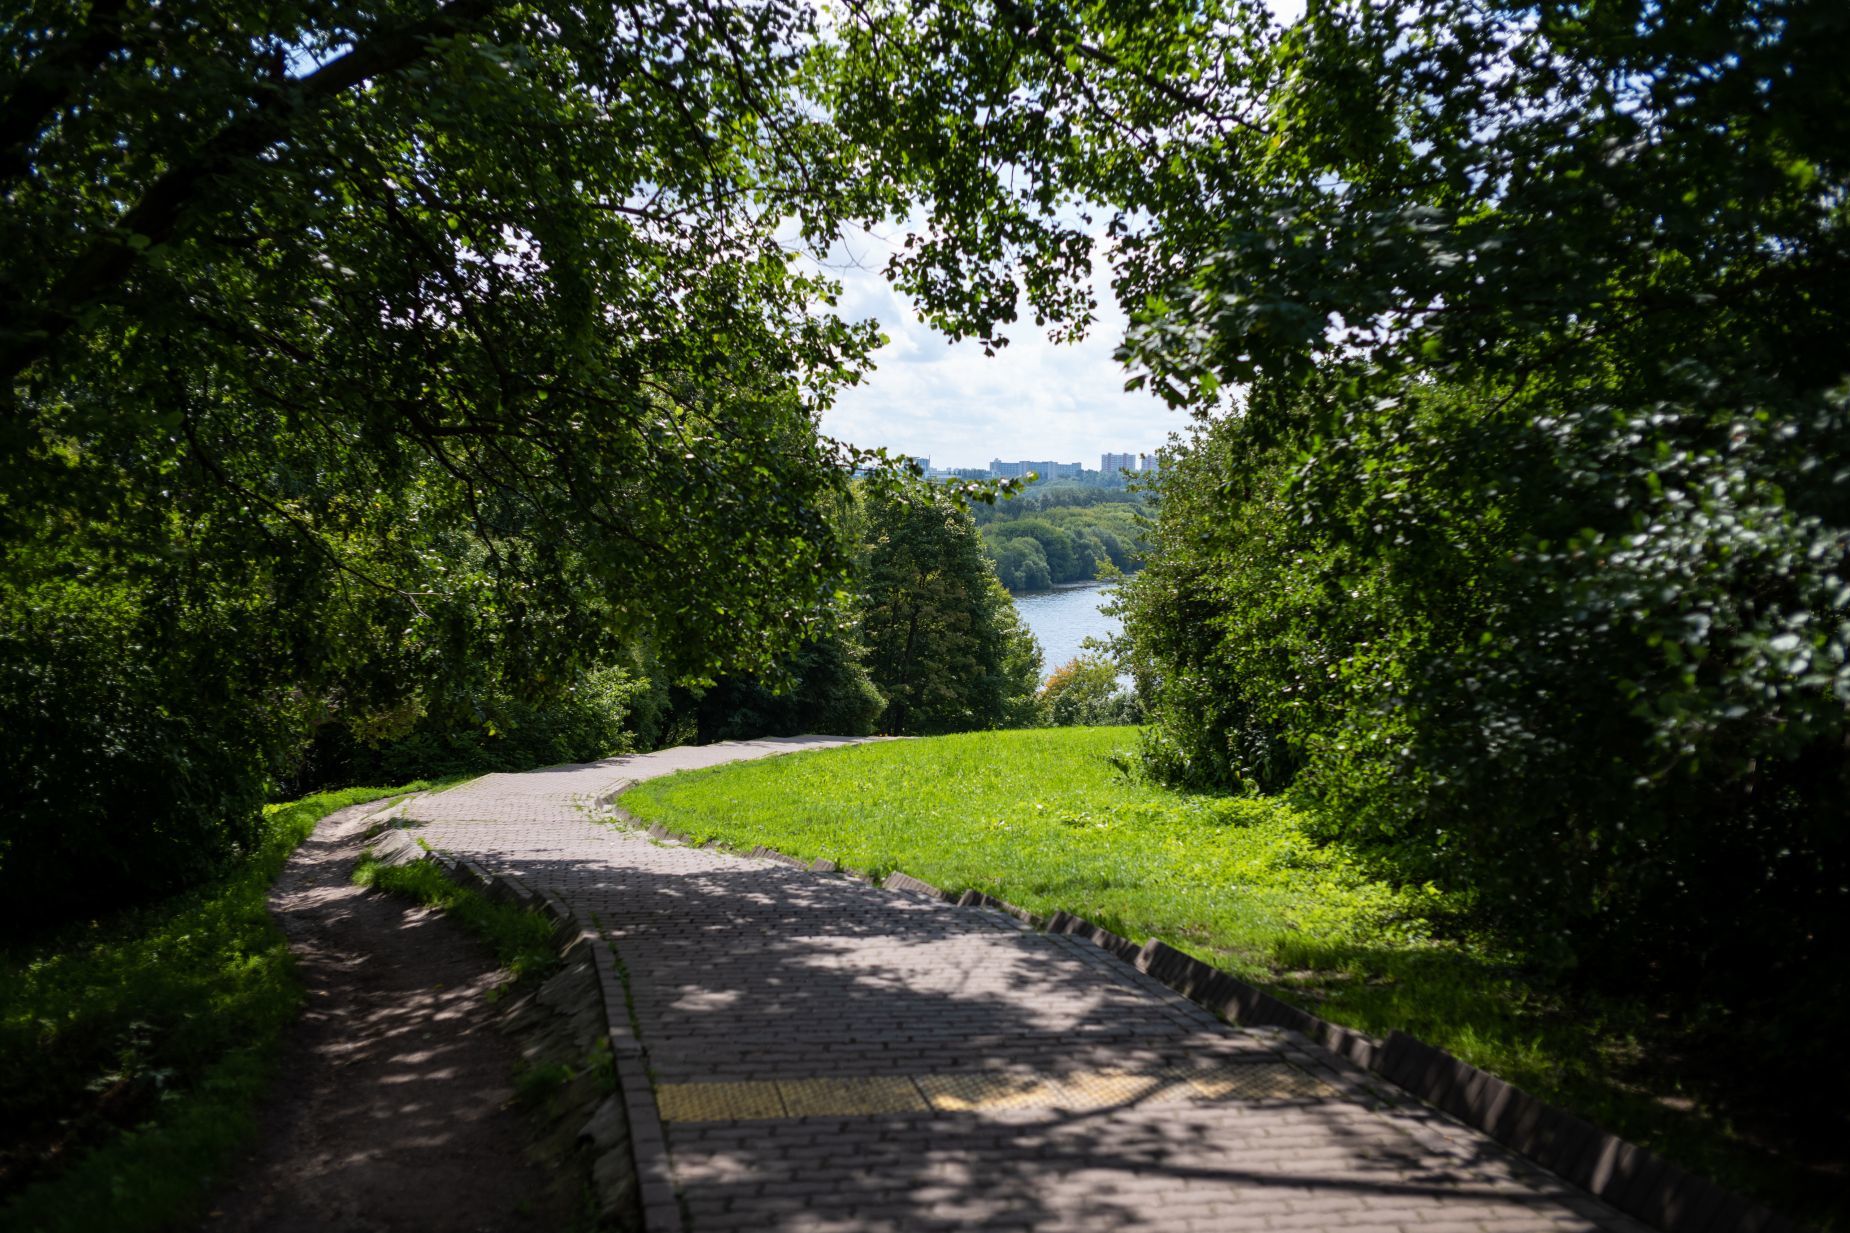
[1091,0,1850,1117]
[859,487,1041,734]
[0,0,1075,916]
[1039,655,1139,727]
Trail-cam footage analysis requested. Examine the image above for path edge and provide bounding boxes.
[367,823,683,1233]
[607,801,1801,1233]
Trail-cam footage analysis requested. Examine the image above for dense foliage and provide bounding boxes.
[1107,0,1850,1151]
[291,664,659,790]
[859,488,1041,734]
[820,0,1847,978]
[977,492,1147,593]
[1038,655,1141,727]
[0,0,855,914]
[0,0,1075,918]
[669,482,1058,741]
[685,631,886,744]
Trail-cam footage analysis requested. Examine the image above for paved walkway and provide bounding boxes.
[390,739,1650,1233]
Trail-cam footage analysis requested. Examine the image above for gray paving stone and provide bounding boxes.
[394,739,1655,1233]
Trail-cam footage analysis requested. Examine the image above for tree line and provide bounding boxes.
[975,489,1148,593]
[5,0,1843,1134]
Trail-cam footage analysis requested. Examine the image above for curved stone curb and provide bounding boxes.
[366,821,677,1233]
[603,802,1800,1233]
[575,908,684,1233]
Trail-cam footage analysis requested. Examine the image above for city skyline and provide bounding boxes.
[902,452,1164,476]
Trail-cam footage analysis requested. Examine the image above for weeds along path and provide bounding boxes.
[385,737,1656,1233]
[201,796,578,1233]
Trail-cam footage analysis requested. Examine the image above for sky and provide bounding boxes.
[813,0,1304,471]
[812,225,1184,472]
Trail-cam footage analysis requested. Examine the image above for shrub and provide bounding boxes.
[1039,655,1141,727]
[295,664,649,789]
[0,582,285,926]
[691,634,886,741]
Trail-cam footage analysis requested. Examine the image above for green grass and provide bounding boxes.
[512,1060,580,1109]
[0,779,456,1233]
[350,853,561,986]
[621,727,1831,1226]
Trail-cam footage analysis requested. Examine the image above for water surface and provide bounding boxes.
[1013,582,1121,680]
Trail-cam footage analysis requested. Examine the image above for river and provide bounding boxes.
[1012,581,1121,680]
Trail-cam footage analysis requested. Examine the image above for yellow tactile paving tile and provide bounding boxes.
[1172,1061,1336,1102]
[656,1081,786,1122]
[776,1076,931,1116]
[1056,1069,1193,1107]
[656,1061,1335,1122]
[916,1071,1068,1111]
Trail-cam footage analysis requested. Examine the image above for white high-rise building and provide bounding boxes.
[1101,451,1137,474]
[991,459,1082,479]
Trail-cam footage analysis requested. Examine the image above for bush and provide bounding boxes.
[1123,378,1850,1060]
[1039,655,1141,727]
[0,584,284,926]
[295,664,649,789]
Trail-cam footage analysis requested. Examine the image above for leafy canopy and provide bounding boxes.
[0,0,1097,913]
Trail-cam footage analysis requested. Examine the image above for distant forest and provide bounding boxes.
[971,486,1148,593]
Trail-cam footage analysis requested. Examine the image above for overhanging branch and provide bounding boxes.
[2,0,504,389]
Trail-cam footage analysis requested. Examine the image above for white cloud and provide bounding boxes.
[807,0,1308,468]
[812,227,1183,470]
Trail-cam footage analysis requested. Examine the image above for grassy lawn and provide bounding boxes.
[621,727,1828,1225]
[0,778,456,1233]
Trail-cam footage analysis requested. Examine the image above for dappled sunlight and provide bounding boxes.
[397,745,1642,1232]
[194,796,570,1232]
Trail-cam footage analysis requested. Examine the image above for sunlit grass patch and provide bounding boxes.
[623,728,1440,973]
[351,853,560,985]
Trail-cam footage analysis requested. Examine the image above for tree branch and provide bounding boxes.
[2,0,503,388]
[0,0,131,186]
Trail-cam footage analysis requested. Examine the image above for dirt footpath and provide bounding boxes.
[202,799,578,1233]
